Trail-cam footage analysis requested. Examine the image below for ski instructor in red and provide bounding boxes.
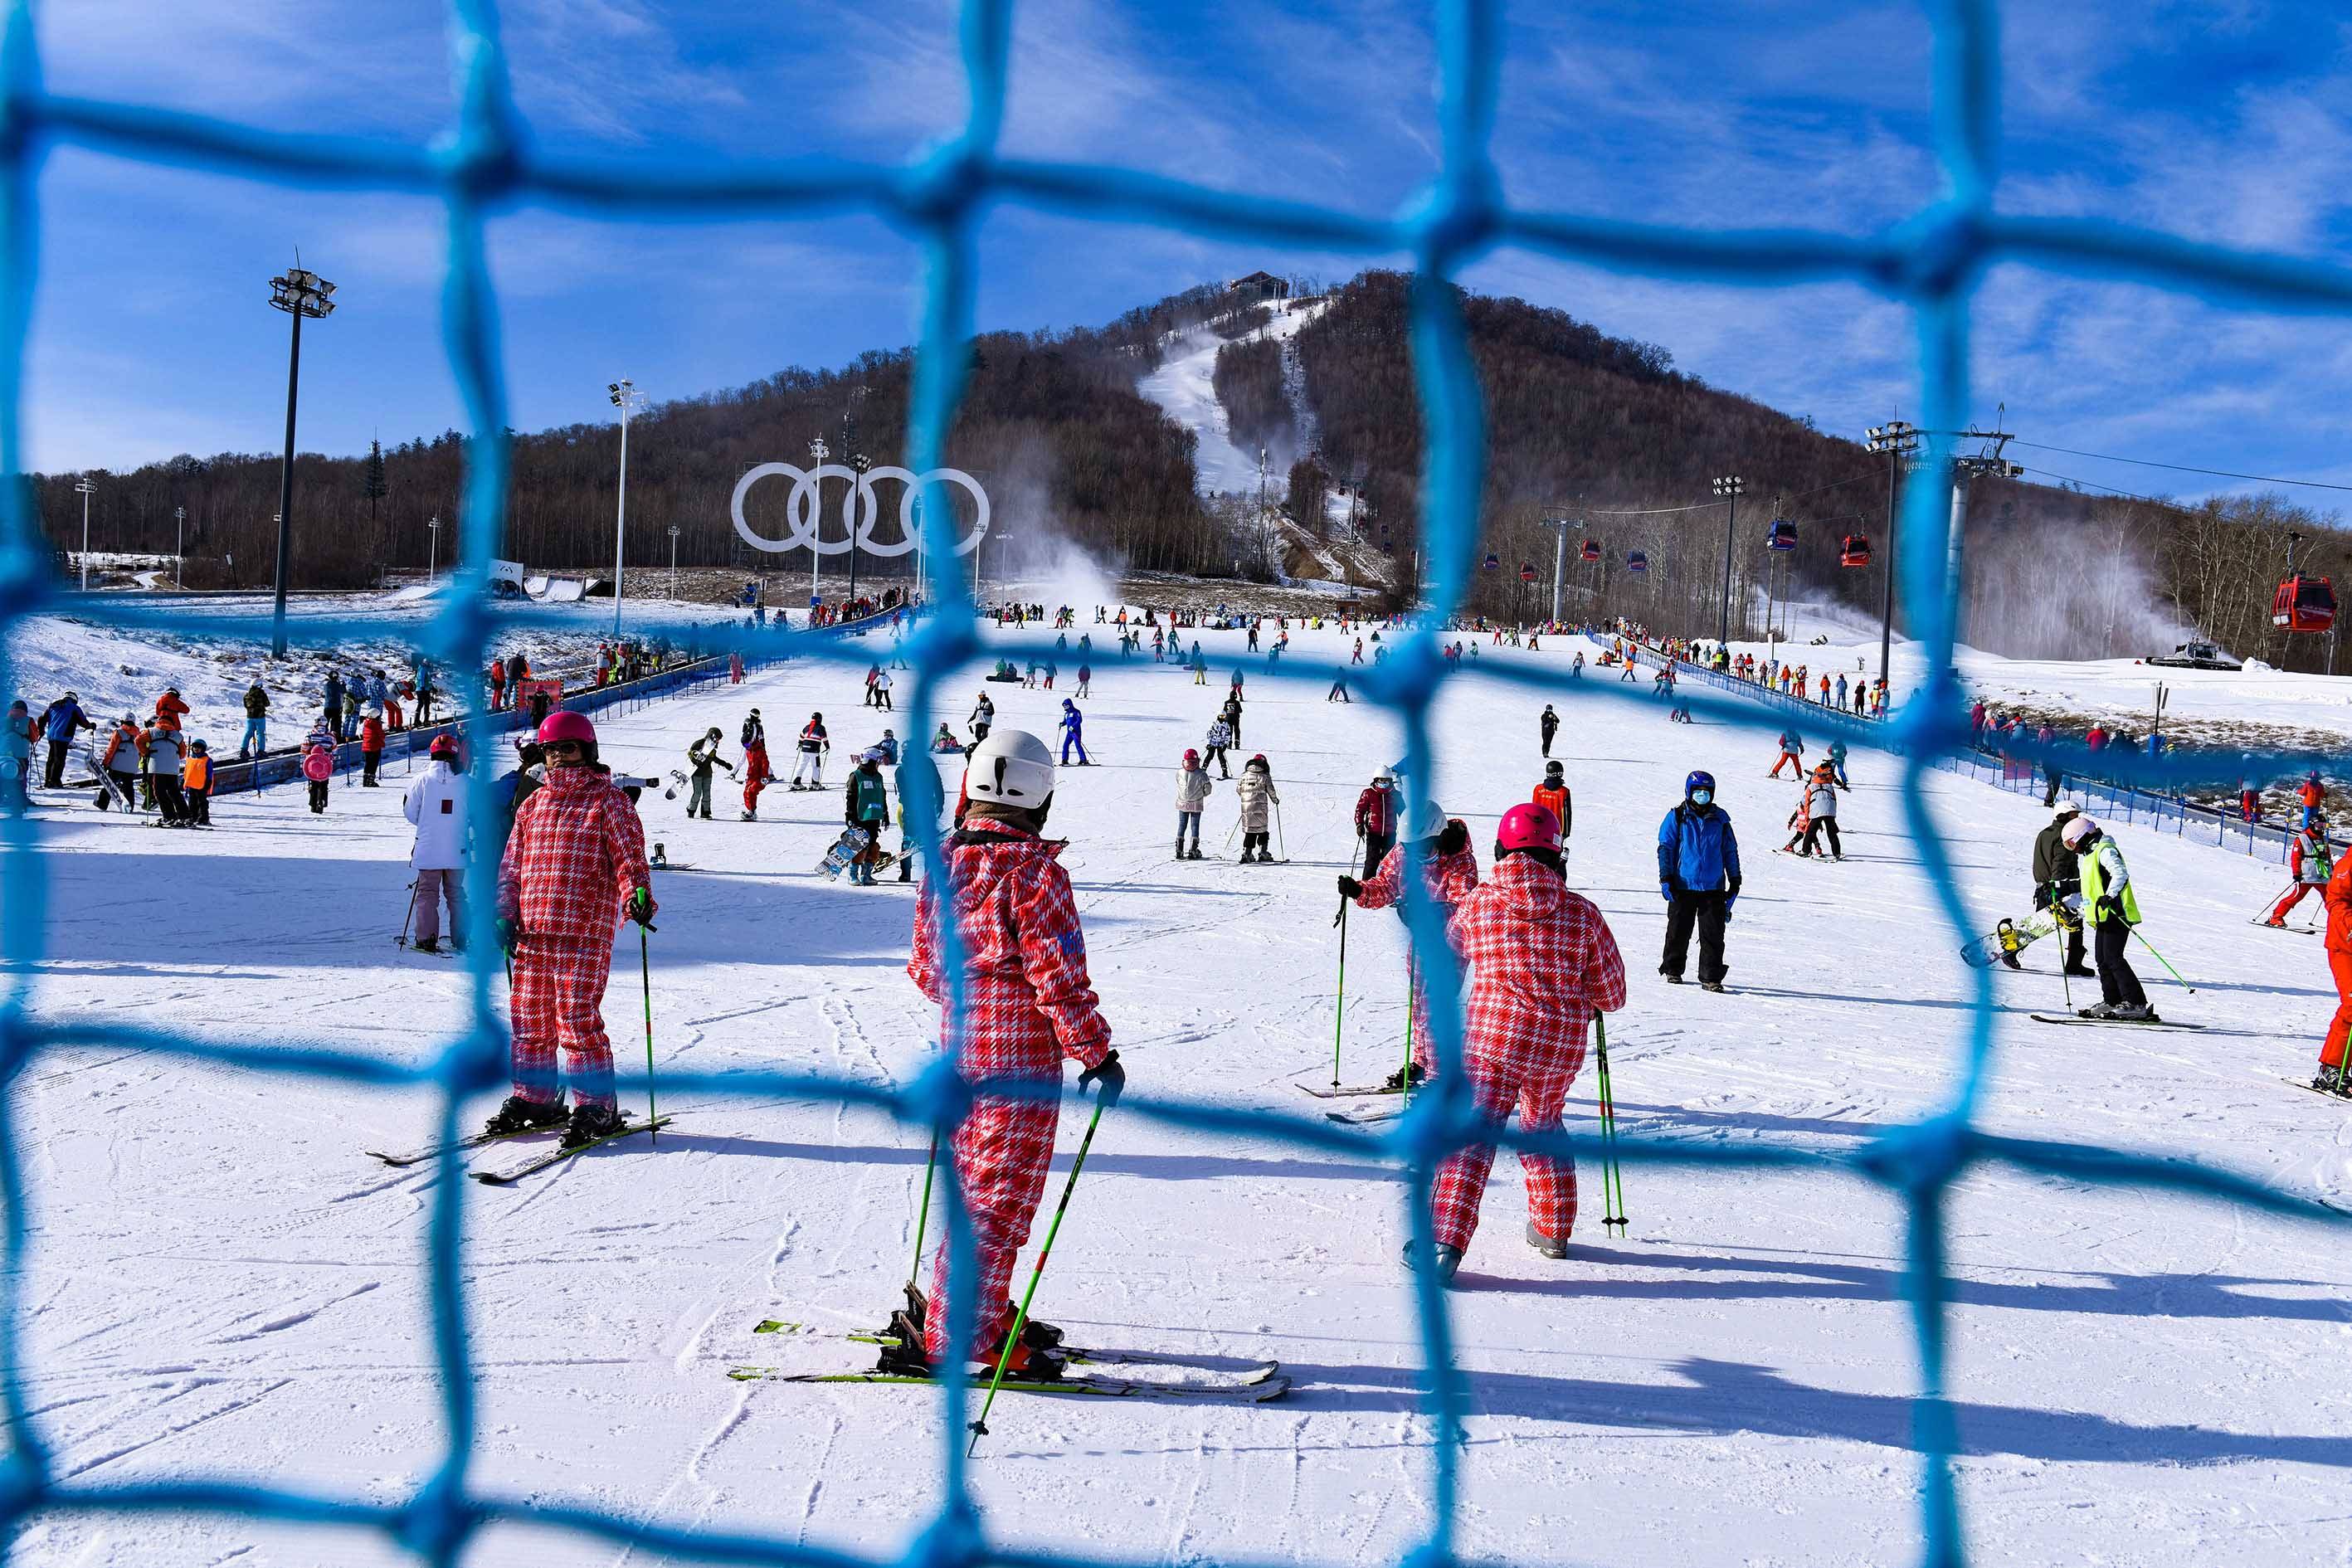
[490,710,657,1149]
[891,727,1120,1381]
[1414,801,1627,1283]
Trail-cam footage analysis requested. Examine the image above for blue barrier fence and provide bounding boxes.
[0,2,2346,1566]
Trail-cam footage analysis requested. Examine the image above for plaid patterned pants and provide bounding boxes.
[1429,1045,1585,1251]
[924,1093,1060,1361]
[509,933,616,1109]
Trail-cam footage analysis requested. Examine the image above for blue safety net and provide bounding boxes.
[0,1,2345,1565]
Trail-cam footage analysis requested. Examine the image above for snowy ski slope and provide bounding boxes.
[4,621,2347,1566]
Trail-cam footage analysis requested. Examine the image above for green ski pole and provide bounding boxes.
[970,1069,1117,1454]
[908,1132,938,1291]
[2129,925,2196,993]
[1331,899,1350,1089]
[639,925,660,1142]
[1401,952,1416,1103]
[1594,1015,1626,1234]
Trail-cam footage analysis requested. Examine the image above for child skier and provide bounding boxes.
[791,711,829,790]
[2062,816,2153,1021]
[300,723,335,815]
[402,734,469,952]
[1414,803,1626,1281]
[1176,748,1214,859]
[1339,798,1479,1088]
[1235,754,1279,863]
[1532,761,1570,839]
[2267,816,2332,928]
[489,711,656,1148]
[1769,728,1805,778]
[884,728,1120,1381]
[1800,761,1842,859]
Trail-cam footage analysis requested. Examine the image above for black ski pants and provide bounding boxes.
[153,776,187,823]
[1662,889,1729,984]
[43,739,66,789]
[1541,719,1557,757]
[1361,830,1393,880]
[1801,817,1842,857]
[2095,920,2147,1009]
[1206,744,1229,777]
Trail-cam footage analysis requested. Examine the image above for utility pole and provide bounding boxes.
[1864,420,1920,691]
[606,377,645,636]
[426,514,441,580]
[668,523,680,598]
[1712,475,1745,647]
[1945,421,2022,646]
[173,505,186,589]
[1257,446,1270,578]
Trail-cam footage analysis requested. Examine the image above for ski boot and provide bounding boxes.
[977,1307,1068,1381]
[2112,1003,2160,1024]
[2063,964,2096,979]
[1998,950,2021,971]
[1187,847,1204,860]
[413,937,441,954]
[1525,1220,1568,1260]
[2077,1002,2120,1020]
[1700,980,1727,994]
[560,1101,630,1151]
[2311,1065,2349,1097]
[1401,1239,1463,1285]
[1238,848,1254,864]
[482,1093,568,1137]
[1661,972,1686,985]
[742,810,757,821]
[1379,1061,1427,1094]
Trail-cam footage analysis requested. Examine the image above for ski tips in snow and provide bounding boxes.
[470,1115,674,1183]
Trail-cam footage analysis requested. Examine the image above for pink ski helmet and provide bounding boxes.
[537,710,596,747]
[1183,747,1200,766]
[1497,801,1562,855]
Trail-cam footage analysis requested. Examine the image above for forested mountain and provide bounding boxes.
[32,269,2347,670]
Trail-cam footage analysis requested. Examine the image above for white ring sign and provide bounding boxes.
[729,463,991,558]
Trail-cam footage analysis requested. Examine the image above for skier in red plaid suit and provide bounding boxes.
[1415,801,1625,1283]
[1337,796,1480,1089]
[489,711,657,1150]
[887,728,1119,1382]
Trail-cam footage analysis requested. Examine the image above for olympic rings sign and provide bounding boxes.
[729,463,991,558]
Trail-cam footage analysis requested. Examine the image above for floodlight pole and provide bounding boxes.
[426,514,441,581]
[72,477,94,590]
[608,377,643,636]
[1712,475,1744,647]
[808,436,829,609]
[267,265,336,658]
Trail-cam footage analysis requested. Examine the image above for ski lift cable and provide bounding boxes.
[1575,466,1879,518]
[2007,440,2352,495]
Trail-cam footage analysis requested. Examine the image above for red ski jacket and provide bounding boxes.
[497,764,650,941]
[1449,855,1627,1069]
[1354,786,1395,838]
[2326,856,2352,957]
[909,823,1112,1079]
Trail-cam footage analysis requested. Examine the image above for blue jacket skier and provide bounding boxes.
[1059,699,1089,766]
[1657,769,1741,990]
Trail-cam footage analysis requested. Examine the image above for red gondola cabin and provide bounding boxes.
[2275,573,2337,633]
[1580,539,1602,563]
[1839,534,1872,568]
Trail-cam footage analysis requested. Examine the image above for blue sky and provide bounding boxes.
[27,1,2352,510]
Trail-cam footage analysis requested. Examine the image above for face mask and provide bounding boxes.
[1691,789,1713,806]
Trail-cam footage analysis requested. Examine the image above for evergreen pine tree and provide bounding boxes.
[362,439,388,523]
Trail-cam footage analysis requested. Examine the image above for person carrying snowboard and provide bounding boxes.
[1538,704,1558,758]
[1176,747,1214,859]
[1658,770,1740,991]
[2027,801,2093,976]
[844,748,892,885]
[2062,815,2153,1021]
[402,733,470,952]
[1235,753,1279,863]
[1339,797,1479,1088]
[1532,760,1570,839]
[685,727,733,821]
[2267,816,2333,928]
[884,728,1120,1381]
[489,711,656,1148]
[1413,803,1626,1282]
[791,710,830,790]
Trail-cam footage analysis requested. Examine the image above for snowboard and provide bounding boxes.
[817,825,873,879]
[1960,906,2068,969]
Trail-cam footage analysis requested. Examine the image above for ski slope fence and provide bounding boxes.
[1629,641,2324,868]
[0,2,2348,1566]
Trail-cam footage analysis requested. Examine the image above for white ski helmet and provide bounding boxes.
[1405,795,1448,839]
[964,727,1056,807]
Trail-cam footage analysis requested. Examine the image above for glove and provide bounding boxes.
[1436,819,1470,856]
[2097,895,2123,922]
[496,917,520,957]
[629,886,659,928]
[1723,895,1736,923]
[1337,875,1363,901]
[1078,1049,1124,1109]
[1659,881,1675,903]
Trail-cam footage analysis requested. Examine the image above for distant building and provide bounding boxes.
[1227,270,1291,302]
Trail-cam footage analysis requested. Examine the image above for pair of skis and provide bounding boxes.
[738,1321,1289,1403]
[363,1114,671,1183]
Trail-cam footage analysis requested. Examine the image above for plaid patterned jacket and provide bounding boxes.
[497,764,650,939]
[1449,855,1627,1064]
[909,823,1113,1079]
[1358,833,1480,917]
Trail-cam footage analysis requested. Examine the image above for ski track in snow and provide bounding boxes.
[4,622,2350,1564]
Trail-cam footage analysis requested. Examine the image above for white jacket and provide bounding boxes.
[403,760,471,870]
